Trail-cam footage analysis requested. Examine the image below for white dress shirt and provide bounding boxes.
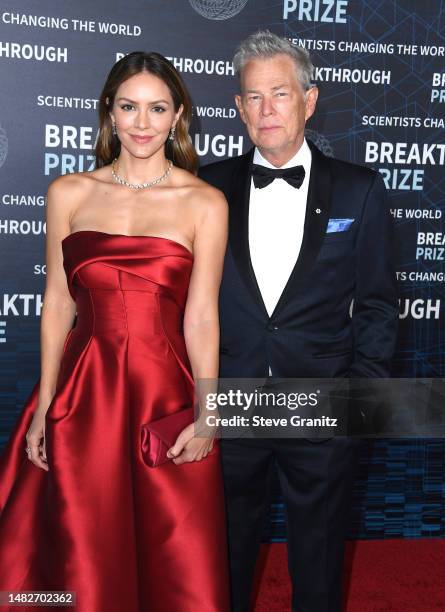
[248,138,312,375]
[249,138,312,315]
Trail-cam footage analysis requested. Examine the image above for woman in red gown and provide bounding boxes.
[0,52,230,611]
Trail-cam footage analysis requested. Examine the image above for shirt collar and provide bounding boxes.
[253,137,311,174]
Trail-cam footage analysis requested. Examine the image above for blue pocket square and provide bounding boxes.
[326,218,355,233]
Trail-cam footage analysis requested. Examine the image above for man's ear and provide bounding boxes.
[235,94,246,124]
[304,86,318,122]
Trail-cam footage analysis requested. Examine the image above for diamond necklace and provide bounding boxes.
[111,159,173,190]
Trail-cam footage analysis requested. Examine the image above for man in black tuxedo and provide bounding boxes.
[199,31,398,612]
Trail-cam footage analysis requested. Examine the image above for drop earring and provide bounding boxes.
[169,125,176,141]
[112,121,117,136]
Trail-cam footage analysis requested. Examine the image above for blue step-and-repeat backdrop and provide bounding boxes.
[0,0,444,539]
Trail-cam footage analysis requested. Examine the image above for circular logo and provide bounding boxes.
[189,0,248,20]
[305,129,334,157]
[0,124,8,169]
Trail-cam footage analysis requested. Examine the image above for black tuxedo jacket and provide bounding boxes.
[198,139,398,379]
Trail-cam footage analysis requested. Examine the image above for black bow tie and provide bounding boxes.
[252,164,306,189]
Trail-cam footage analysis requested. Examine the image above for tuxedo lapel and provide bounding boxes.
[229,148,269,318]
[269,140,333,319]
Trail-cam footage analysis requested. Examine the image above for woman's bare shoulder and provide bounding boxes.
[46,167,111,205]
[172,167,227,213]
[48,167,108,197]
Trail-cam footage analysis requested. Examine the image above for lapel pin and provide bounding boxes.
[315,208,322,214]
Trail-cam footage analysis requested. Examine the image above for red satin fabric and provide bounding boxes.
[0,230,230,611]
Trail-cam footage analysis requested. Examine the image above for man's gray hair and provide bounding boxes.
[233,30,314,91]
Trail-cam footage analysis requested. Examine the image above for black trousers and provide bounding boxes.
[220,436,361,612]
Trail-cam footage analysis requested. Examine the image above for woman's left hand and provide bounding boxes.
[167,420,217,465]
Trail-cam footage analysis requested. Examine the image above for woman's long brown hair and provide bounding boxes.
[95,51,198,173]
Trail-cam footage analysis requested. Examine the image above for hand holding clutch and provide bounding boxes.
[141,407,194,468]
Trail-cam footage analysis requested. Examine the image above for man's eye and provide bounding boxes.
[275,92,287,97]
[121,104,134,111]
[248,96,260,102]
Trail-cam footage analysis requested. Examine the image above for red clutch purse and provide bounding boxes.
[141,407,194,468]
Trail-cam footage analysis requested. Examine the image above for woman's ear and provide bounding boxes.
[174,103,184,127]
[106,96,115,123]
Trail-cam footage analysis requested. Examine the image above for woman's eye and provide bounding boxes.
[152,106,166,113]
[120,104,134,111]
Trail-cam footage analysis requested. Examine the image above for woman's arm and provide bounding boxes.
[26,175,79,470]
[183,186,228,381]
[168,183,228,465]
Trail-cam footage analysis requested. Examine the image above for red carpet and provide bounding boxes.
[254,540,445,611]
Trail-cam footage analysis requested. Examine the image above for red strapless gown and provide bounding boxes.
[0,230,230,612]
